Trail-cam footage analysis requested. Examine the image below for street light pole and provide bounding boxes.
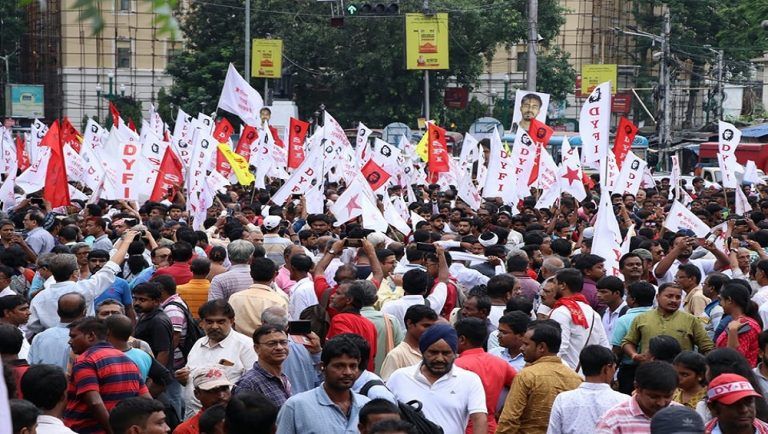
[245,0,251,82]
[503,73,510,128]
[527,0,538,91]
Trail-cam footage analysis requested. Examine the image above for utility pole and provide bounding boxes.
[659,8,671,157]
[717,49,724,120]
[245,0,251,82]
[423,0,431,121]
[527,0,538,91]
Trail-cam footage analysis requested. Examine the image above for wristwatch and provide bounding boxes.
[328,249,338,256]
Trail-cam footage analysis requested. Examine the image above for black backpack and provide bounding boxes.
[166,301,204,357]
[359,380,444,434]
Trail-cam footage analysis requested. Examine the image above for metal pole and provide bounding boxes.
[245,0,251,81]
[264,80,268,106]
[527,0,538,91]
[660,8,671,168]
[717,49,724,120]
[424,70,430,120]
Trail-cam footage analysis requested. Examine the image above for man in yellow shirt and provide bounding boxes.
[177,258,212,318]
[496,320,582,434]
[228,257,288,338]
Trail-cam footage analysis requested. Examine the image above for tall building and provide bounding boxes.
[23,0,179,123]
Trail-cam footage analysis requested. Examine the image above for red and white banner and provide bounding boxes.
[482,129,517,203]
[613,117,638,170]
[101,128,146,200]
[171,109,195,168]
[510,129,538,198]
[558,137,587,201]
[83,119,108,151]
[270,145,324,206]
[527,118,554,185]
[735,187,752,216]
[217,63,264,126]
[28,119,48,163]
[235,125,258,161]
[719,120,741,158]
[42,121,70,207]
[150,147,184,201]
[579,81,611,167]
[61,117,82,154]
[15,135,29,172]
[355,122,373,164]
[287,118,310,169]
[427,122,450,174]
[213,118,235,143]
[664,201,711,237]
[718,153,739,189]
[614,151,647,196]
[534,148,560,209]
[361,159,391,191]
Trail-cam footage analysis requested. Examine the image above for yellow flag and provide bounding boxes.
[217,143,254,185]
[415,131,429,161]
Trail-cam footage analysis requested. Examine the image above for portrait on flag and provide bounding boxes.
[511,89,550,132]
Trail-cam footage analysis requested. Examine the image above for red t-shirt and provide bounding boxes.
[431,278,458,320]
[326,313,378,371]
[455,348,517,434]
[155,261,193,285]
[173,411,201,434]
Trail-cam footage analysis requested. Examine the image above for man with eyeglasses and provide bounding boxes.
[233,324,292,407]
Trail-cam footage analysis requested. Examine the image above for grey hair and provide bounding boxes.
[541,256,565,272]
[261,306,289,328]
[36,252,57,268]
[350,280,378,307]
[48,254,79,282]
[227,239,256,264]
[507,248,529,260]
[70,242,91,253]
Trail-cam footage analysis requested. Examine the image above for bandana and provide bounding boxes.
[550,294,590,328]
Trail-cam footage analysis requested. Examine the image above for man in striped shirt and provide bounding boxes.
[64,317,150,434]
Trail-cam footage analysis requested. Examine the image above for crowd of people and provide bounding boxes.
[4,171,768,434]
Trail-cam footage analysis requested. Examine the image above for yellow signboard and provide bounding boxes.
[251,39,283,78]
[581,64,618,95]
[405,13,449,70]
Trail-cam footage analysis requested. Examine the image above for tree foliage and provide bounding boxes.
[164,0,567,128]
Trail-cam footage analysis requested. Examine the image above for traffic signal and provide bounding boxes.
[347,1,399,15]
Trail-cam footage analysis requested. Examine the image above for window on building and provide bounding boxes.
[516,52,527,72]
[167,42,182,59]
[117,47,131,69]
[117,0,130,11]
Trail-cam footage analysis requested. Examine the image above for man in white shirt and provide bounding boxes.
[549,268,610,370]
[653,232,728,285]
[752,260,768,307]
[386,324,488,434]
[0,264,16,297]
[596,276,627,339]
[175,299,258,419]
[381,269,447,328]
[20,364,78,434]
[547,345,629,434]
[287,254,317,320]
[27,230,136,334]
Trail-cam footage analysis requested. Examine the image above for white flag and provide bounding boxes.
[605,152,620,193]
[664,201,711,237]
[592,191,623,277]
[558,137,587,201]
[614,151,647,196]
[63,144,86,182]
[458,133,479,175]
[535,148,561,209]
[83,119,108,151]
[28,119,48,163]
[305,183,325,215]
[719,120,741,157]
[579,82,611,165]
[743,160,766,185]
[735,187,752,216]
[330,179,365,225]
[171,108,195,168]
[0,169,16,212]
[15,147,51,194]
[79,144,105,192]
[457,174,483,211]
[356,122,373,163]
[681,187,694,206]
[271,145,323,206]
[217,63,264,126]
[641,166,656,188]
[670,155,682,199]
[0,130,17,175]
[509,129,538,196]
[718,153,739,189]
[482,128,517,203]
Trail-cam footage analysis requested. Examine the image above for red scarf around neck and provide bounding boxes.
[550,294,590,328]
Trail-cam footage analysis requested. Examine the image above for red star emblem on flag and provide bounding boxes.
[562,167,580,186]
[346,194,361,214]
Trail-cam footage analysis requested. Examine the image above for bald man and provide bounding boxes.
[28,292,86,370]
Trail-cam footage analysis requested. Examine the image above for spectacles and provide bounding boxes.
[257,339,289,348]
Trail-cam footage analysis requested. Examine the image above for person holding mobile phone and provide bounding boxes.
[716,283,761,367]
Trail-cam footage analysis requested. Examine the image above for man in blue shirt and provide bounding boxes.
[276,336,370,434]
[28,292,86,370]
[89,249,135,322]
[611,281,655,395]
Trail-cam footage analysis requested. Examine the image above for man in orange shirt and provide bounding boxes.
[173,366,232,434]
[177,258,212,318]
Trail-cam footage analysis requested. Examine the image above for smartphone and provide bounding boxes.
[740,240,750,248]
[288,320,312,335]
[416,242,436,252]
[345,238,363,248]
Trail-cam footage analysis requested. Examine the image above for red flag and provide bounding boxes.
[361,159,391,191]
[150,148,184,201]
[427,123,449,174]
[213,118,235,143]
[287,118,309,169]
[216,149,233,178]
[41,121,70,207]
[109,102,121,127]
[269,126,285,149]
[127,118,137,132]
[527,118,554,185]
[235,125,258,161]
[15,135,29,171]
[613,117,638,170]
[61,117,82,153]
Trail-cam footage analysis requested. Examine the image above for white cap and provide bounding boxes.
[263,215,282,230]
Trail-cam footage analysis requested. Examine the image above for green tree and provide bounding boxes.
[535,47,576,102]
[1,2,26,116]
[164,0,566,129]
[105,96,144,130]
